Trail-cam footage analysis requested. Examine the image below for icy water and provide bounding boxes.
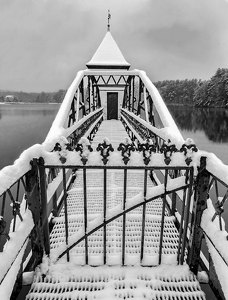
[0,103,226,300]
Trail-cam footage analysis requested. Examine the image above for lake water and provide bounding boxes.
[0,103,59,170]
[0,103,227,300]
[168,105,228,164]
[0,103,227,169]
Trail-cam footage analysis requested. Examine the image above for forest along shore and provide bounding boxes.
[1,68,228,108]
[155,68,228,108]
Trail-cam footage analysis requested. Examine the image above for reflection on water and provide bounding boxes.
[167,105,228,165]
[0,103,59,170]
[168,105,228,143]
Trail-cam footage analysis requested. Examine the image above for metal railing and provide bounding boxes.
[33,136,205,270]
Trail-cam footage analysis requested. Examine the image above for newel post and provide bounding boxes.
[187,156,210,274]
[26,159,43,267]
[26,158,50,268]
[37,157,50,256]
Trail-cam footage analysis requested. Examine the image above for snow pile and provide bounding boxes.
[201,198,228,298]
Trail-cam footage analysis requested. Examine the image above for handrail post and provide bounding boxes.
[187,156,209,274]
[26,159,43,268]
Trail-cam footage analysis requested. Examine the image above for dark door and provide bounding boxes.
[107,92,118,120]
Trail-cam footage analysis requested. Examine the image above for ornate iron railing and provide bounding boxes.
[33,137,209,272]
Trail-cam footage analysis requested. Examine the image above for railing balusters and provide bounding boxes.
[62,168,70,262]
[38,158,50,255]
[83,167,88,264]
[140,169,148,263]
[122,168,127,266]
[171,170,178,215]
[158,169,167,264]
[103,168,107,264]
[180,168,194,264]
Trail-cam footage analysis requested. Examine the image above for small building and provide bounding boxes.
[86,31,130,120]
[4,95,18,102]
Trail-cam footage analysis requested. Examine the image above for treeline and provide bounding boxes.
[1,68,228,107]
[154,68,228,108]
[154,79,199,105]
[0,89,66,103]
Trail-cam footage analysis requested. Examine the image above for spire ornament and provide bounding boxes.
[107,9,111,31]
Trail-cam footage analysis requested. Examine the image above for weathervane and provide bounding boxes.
[107,9,111,31]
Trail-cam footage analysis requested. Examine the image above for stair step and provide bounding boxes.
[26,265,206,300]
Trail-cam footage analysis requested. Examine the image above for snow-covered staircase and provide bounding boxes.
[26,121,206,300]
[27,265,205,300]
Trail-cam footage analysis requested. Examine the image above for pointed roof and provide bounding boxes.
[86,31,130,70]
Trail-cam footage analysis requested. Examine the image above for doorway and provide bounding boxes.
[107,92,118,120]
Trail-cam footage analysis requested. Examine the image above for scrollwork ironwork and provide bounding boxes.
[160,140,178,165]
[96,139,114,165]
[138,139,156,165]
[117,138,136,165]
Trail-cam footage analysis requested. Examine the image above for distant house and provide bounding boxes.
[4,95,18,102]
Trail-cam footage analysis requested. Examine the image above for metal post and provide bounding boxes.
[103,168,107,264]
[88,77,91,113]
[171,170,178,215]
[62,168,70,262]
[83,168,88,264]
[122,169,127,266]
[158,169,167,264]
[180,168,194,264]
[187,156,209,274]
[26,159,43,268]
[38,157,50,256]
[140,169,147,263]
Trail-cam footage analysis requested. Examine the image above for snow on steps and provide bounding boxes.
[26,264,205,300]
[48,167,188,265]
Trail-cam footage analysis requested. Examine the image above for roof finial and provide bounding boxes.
[107,9,111,31]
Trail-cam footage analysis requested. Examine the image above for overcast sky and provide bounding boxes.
[0,0,228,92]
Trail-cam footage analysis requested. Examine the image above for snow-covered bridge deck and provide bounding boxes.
[26,121,205,300]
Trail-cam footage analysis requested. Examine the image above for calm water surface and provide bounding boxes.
[168,105,228,164]
[0,103,59,170]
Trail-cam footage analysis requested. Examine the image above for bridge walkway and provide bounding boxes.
[26,120,206,300]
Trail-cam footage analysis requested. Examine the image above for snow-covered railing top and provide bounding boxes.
[46,70,85,137]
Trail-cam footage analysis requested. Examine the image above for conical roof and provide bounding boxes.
[86,31,130,69]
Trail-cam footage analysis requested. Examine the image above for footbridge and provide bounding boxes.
[0,31,228,300]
